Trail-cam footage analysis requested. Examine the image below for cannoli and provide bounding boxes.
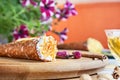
[57,42,88,50]
[0,36,58,61]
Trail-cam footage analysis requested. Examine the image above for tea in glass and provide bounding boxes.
[105,29,120,61]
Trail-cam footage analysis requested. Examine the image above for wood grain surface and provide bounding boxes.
[0,50,108,80]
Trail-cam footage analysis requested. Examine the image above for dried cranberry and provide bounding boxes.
[72,51,82,59]
[57,51,68,59]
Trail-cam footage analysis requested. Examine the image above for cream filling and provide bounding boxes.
[36,36,58,61]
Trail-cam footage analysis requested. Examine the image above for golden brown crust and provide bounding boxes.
[81,52,107,60]
[0,38,40,60]
[57,42,88,51]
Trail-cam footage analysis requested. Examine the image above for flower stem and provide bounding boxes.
[12,9,25,19]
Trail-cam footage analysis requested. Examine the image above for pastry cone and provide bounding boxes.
[57,42,88,51]
[0,36,58,61]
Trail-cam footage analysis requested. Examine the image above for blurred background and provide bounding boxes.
[48,0,120,48]
[0,0,120,49]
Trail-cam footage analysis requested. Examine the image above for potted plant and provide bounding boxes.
[0,0,77,43]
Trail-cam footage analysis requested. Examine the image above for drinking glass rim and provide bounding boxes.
[105,29,120,32]
[105,29,120,37]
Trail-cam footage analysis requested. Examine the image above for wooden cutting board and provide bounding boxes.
[0,50,108,80]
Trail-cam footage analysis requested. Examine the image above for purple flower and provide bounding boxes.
[59,28,68,43]
[56,9,69,21]
[40,17,53,25]
[64,0,78,16]
[40,17,53,31]
[55,1,77,21]
[40,0,55,19]
[20,0,38,7]
[72,51,82,59]
[13,25,29,40]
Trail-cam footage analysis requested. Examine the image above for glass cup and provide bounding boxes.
[105,29,120,61]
